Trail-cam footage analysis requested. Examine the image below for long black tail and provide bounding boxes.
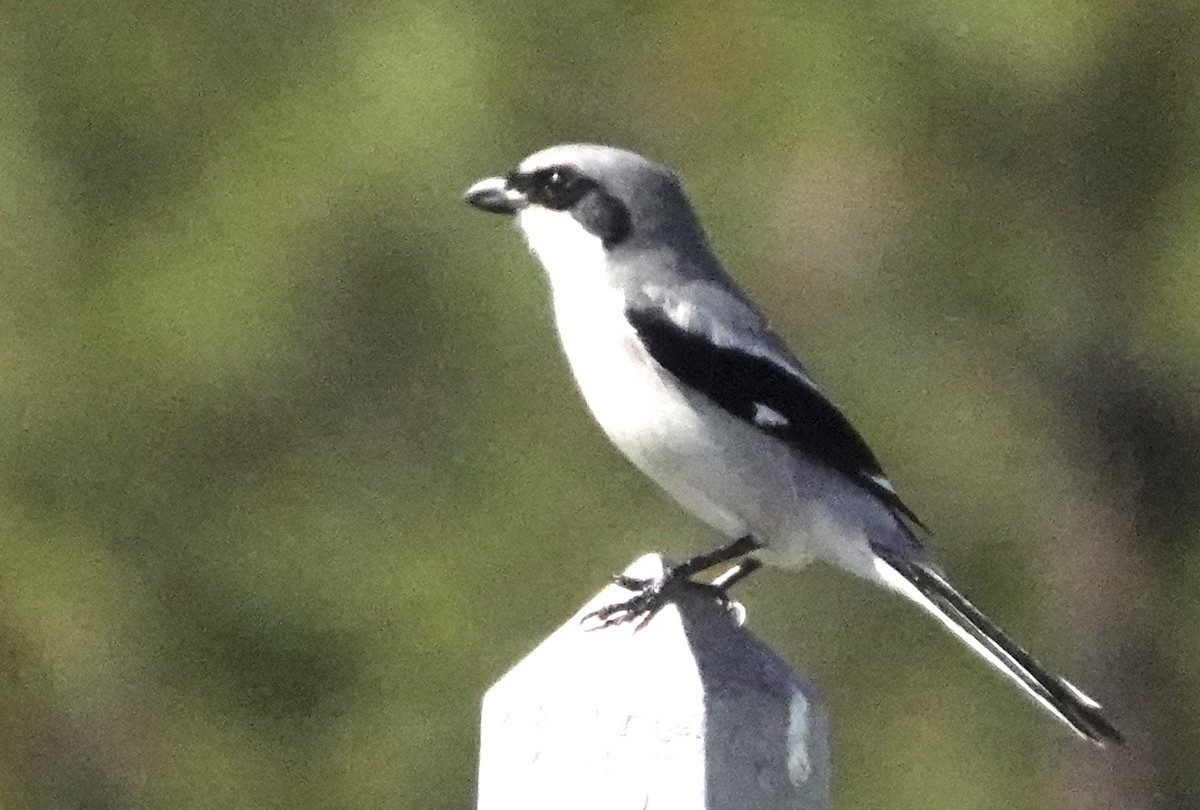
[872,549,1123,746]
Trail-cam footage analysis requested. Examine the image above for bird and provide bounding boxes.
[463,143,1122,746]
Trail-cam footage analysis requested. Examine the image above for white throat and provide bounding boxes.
[517,206,611,302]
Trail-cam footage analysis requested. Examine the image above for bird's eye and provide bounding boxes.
[518,166,592,210]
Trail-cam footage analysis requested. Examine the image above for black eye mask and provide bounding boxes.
[508,166,632,247]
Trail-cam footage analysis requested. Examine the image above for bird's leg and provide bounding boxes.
[614,533,763,588]
[583,535,763,629]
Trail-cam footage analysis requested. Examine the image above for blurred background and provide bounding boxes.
[0,0,1196,807]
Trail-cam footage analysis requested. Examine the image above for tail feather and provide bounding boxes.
[872,551,1123,746]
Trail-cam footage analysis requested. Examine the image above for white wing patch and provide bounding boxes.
[752,402,790,428]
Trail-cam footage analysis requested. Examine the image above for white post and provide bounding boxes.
[478,554,831,810]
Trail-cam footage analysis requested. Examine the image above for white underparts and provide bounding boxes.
[517,206,608,300]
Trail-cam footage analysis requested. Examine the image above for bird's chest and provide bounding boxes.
[551,287,761,538]
[552,286,684,442]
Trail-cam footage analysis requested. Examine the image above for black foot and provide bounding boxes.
[582,537,764,630]
[581,568,687,630]
[582,565,751,631]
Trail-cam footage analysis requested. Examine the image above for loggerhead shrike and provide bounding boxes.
[464,144,1122,746]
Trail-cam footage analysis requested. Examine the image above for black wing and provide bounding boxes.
[627,304,925,528]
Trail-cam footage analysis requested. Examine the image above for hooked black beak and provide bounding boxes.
[463,176,527,215]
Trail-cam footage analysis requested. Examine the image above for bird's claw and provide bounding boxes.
[583,569,734,631]
[583,572,676,630]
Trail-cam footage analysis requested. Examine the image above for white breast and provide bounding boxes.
[517,207,756,539]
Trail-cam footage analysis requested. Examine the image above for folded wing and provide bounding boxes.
[626,291,924,529]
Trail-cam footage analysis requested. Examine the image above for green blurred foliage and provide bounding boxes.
[0,0,1196,807]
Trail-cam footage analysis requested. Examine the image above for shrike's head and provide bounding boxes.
[464,144,719,291]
